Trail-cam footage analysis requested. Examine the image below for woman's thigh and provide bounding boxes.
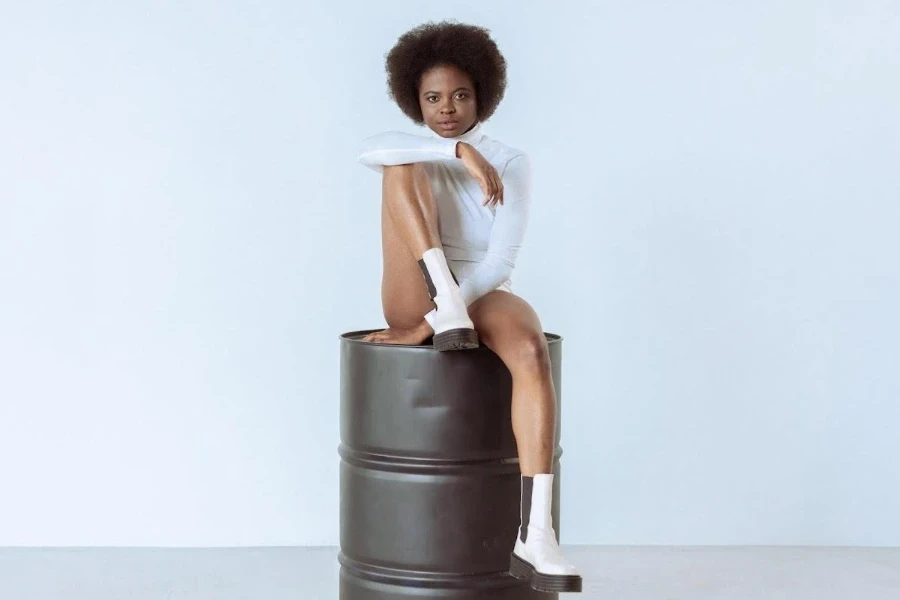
[468,290,551,371]
[380,169,436,329]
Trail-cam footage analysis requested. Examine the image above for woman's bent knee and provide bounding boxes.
[509,333,551,373]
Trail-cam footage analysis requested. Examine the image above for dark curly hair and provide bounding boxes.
[385,20,508,124]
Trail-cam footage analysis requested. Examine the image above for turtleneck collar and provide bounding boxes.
[428,120,484,145]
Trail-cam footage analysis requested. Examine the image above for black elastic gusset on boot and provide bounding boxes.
[417,258,461,299]
[519,475,533,543]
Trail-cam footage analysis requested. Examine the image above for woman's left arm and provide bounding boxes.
[456,153,532,307]
[358,130,460,172]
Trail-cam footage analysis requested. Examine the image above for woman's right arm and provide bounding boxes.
[357,131,461,172]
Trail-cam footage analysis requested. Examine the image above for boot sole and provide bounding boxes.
[509,552,583,593]
[433,327,479,351]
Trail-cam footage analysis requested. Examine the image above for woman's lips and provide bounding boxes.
[438,121,459,129]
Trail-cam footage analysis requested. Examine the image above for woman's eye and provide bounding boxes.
[456,93,467,99]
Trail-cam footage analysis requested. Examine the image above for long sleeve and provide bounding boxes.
[456,153,532,307]
[358,130,460,173]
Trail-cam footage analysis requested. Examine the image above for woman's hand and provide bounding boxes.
[457,142,503,208]
[361,321,432,346]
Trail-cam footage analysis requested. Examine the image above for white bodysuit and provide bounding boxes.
[358,121,531,308]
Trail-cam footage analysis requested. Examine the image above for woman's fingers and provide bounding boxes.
[479,177,491,205]
[482,173,497,206]
[475,162,504,207]
[484,177,503,207]
[491,168,503,207]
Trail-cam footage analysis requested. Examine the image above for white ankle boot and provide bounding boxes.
[509,473,582,593]
[419,247,479,351]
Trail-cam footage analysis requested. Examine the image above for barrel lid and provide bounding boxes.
[339,329,562,347]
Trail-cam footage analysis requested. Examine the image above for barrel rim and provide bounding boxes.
[339,329,562,347]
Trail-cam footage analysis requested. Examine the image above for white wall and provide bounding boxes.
[1,0,897,547]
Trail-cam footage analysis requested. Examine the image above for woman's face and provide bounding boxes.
[418,64,478,138]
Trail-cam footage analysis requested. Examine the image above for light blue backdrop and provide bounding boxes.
[1,0,897,546]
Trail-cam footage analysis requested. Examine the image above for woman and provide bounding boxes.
[357,21,582,594]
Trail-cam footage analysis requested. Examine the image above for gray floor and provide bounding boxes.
[1,545,898,599]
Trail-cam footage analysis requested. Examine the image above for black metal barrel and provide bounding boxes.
[338,329,565,600]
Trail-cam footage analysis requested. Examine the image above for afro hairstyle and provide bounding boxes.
[384,20,508,125]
